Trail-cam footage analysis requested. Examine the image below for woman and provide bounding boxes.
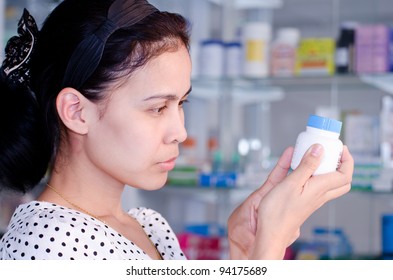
[0,0,353,260]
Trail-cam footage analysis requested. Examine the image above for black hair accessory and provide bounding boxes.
[62,0,158,89]
[1,9,38,88]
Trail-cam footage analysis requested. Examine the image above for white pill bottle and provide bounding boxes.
[291,115,343,175]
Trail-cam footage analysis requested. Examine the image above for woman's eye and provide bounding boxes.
[153,106,167,114]
[179,99,189,107]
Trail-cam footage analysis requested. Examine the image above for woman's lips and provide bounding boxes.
[158,157,177,171]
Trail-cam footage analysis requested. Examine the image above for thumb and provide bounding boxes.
[287,144,324,184]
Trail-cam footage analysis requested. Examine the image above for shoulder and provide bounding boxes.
[128,207,186,260]
[128,207,168,224]
[0,201,118,260]
[128,207,174,235]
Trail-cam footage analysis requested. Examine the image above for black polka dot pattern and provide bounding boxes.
[0,201,186,260]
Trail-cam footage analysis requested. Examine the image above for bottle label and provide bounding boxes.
[336,47,349,66]
[271,44,296,76]
[246,40,265,62]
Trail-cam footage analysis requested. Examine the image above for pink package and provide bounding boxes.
[177,232,223,260]
[356,24,389,73]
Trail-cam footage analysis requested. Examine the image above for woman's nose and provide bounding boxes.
[166,110,187,144]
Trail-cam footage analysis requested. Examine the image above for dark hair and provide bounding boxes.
[0,0,190,193]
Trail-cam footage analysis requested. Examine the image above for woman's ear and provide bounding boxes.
[56,87,95,135]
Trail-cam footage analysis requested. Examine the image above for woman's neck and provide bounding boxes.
[38,152,126,219]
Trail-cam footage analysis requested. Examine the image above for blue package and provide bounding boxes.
[199,172,237,188]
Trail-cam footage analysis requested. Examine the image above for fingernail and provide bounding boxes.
[311,144,323,157]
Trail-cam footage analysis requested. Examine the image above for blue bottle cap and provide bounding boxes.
[307,114,342,133]
[201,39,224,46]
[224,41,242,48]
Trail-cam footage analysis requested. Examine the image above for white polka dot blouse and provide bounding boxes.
[0,201,186,260]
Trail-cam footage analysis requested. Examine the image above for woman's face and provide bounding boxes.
[85,45,191,189]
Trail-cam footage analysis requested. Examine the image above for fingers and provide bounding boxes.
[264,146,294,187]
[254,146,294,199]
[337,145,354,176]
[328,145,354,188]
[286,144,324,186]
[309,145,354,192]
[318,146,353,198]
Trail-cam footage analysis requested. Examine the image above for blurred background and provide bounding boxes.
[2,0,393,260]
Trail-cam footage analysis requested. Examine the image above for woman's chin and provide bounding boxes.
[127,176,168,191]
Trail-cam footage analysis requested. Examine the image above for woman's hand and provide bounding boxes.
[227,144,354,260]
[227,146,295,259]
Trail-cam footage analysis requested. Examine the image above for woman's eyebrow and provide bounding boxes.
[142,86,192,101]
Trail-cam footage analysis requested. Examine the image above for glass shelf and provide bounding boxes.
[207,0,283,9]
[192,73,393,96]
[164,183,393,195]
[191,78,285,102]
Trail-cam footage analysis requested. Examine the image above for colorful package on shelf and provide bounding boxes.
[389,27,393,72]
[295,38,335,76]
[343,113,380,157]
[382,214,393,259]
[355,24,389,74]
[184,223,226,237]
[270,27,300,77]
[199,171,237,188]
[177,233,222,260]
[167,165,199,186]
[372,167,393,192]
[352,160,382,192]
[295,227,353,260]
